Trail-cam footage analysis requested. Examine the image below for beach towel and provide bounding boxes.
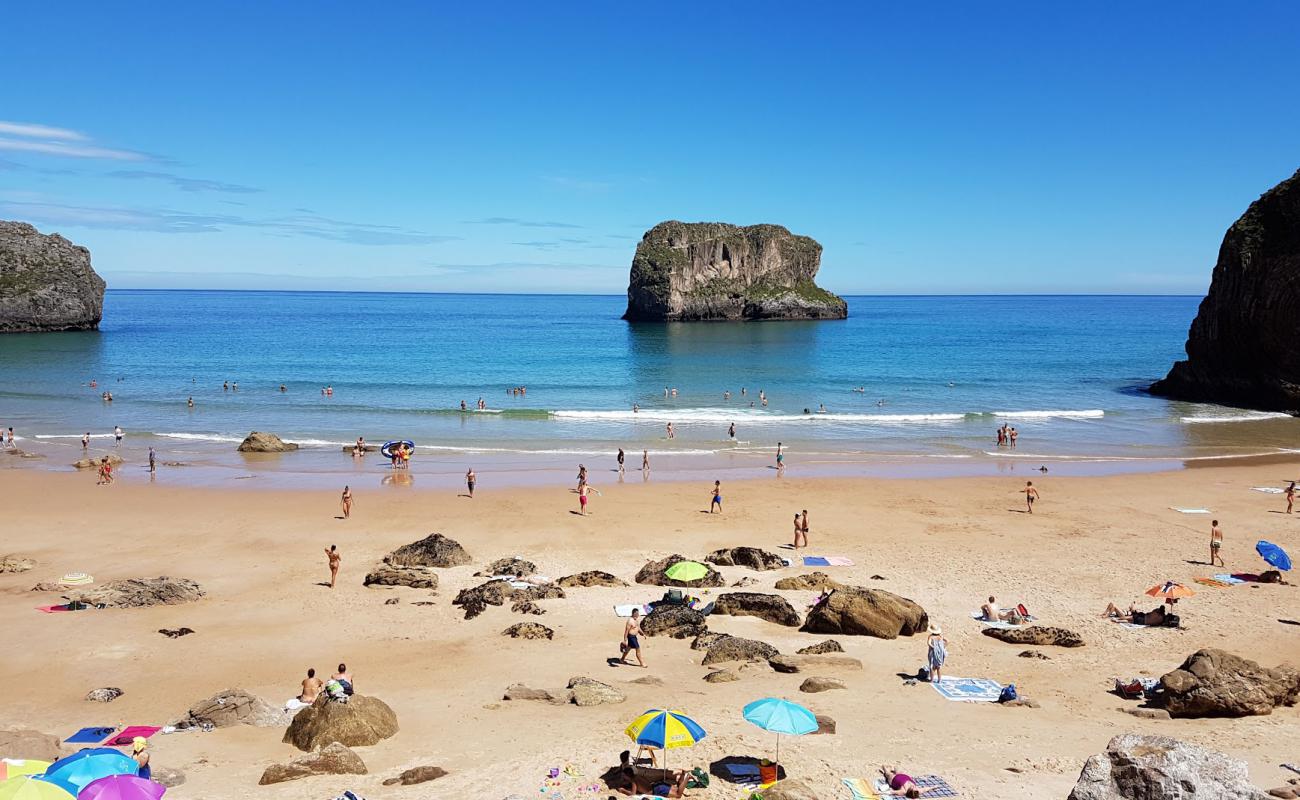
[614,604,652,618]
[103,726,161,746]
[1193,577,1233,589]
[931,677,1002,702]
[65,726,116,744]
[36,604,73,613]
[874,776,958,797]
[1253,487,1285,494]
[970,611,1037,628]
[1169,507,1210,514]
[1114,622,1152,630]
[824,556,855,566]
[802,556,830,567]
[1213,574,1247,584]
[842,777,882,799]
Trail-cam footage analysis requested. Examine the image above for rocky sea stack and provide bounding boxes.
[0,221,106,332]
[1150,168,1300,412]
[623,221,847,321]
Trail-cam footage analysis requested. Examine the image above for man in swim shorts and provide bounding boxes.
[1022,481,1038,513]
[1210,519,1224,567]
[620,608,645,667]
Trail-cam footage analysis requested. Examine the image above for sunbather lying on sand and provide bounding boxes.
[879,766,939,797]
[1103,602,1166,626]
[980,596,1029,624]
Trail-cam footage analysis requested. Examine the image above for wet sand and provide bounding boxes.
[2,463,1298,799]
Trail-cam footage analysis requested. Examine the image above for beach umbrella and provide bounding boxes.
[1,763,50,782]
[1144,581,1195,600]
[624,709,706,783]
[39,751,136,797]
[742,697,819,774]
[0,777,74,800]
[664,561,707,583]
[78,775,164,800]
[1256,540,1292,571]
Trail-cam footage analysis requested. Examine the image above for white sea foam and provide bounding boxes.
[1179,412,1292,424]
[155,432,249,444]
[551,408,965,424]
[988,409,1105,419]
[416,444,720,457]
[35,433,116,440]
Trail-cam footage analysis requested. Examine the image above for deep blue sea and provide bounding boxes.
[2,291,1297,487]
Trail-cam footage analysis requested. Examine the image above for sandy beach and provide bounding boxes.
[3,462,1299,799]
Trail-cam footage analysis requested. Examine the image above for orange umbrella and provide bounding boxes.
[1145,581,1195,600]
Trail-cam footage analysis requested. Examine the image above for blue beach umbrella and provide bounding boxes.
[743,697,818,774]
[1256,540,1292,571]
[39,750,136,797]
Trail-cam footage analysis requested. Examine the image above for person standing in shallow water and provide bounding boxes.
[641,450,649,474]
[617,448,625,478]
[325,545,340,588]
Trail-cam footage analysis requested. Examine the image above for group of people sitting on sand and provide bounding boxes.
[285,663,355,710]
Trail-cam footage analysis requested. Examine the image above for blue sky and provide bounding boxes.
[1,2,1297,294]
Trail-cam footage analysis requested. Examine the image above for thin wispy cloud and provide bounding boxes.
[107,170,261,194]
[0,200,459,246]
[464,216,583,229]
[0,119,154,161]
[544,175,613,192]
[0,122,88,141]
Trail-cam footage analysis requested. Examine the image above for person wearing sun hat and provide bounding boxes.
[131,736,151,779]
[926,623,947,685]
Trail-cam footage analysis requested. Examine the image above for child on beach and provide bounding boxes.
[710,481,722,513]
[1210,519,1224,567]
[1022,481,1039,513]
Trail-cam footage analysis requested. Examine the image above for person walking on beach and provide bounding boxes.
[1287,481,1296,514]
[340,486,352,519]
[97,456,114,485]
[148,447,156,474]
[617,448,625,477]
[710,480,723,513]
[114,425,123,446]
[776,442,785,474]
[926,624,947,684]
[466,468,476,498]
[1022,481,1039,513]
[325,545,340,588]
[579,482,594,515]
[1210,519,1225,567]
[620,608,645,668]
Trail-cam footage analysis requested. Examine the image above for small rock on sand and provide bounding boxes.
[382,765,449,786]
[799,676,846,693]
[477,557,536,577]
[0,556,35,573]
[1019,650,1051,660]
[556,570,628,588]
[86,687,123,703]
[258,742,366,784]
[797,639,843,655]
[704,669,739,683]
[774,571,844,591]
[502,622,553,640]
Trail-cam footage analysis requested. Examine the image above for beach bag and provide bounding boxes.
[664,589,684,604]
[333,793,365,800]
[998,684,1018,703]
[1163,613,1180,628]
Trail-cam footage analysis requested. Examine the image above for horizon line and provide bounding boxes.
[105,288,1206,299]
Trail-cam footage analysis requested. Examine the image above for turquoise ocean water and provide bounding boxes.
[1,291,1296,487]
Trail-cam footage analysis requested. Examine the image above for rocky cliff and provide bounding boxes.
[623,221,847,321]
[0,221,106,332]
[1150,169,1300,411]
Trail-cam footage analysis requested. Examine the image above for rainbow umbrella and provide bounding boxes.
[0,776,74,800]
[625,709,706,783]
[742,697,818,774]
[1,763,51,782]
[79,775,164,800]
[663,561,707,583]
[39,751,136,797]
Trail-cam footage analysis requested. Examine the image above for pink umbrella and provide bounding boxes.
[78,775,165,800]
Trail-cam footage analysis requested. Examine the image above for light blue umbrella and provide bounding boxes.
[1256,540,1292,571]
[742,698,818,774]
[39,750,136,797]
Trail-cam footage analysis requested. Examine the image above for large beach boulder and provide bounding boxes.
[363,563,438,589]
[705,547,787,571]
[797,639,843,655]
[982,625,1085,648]
[385,533,471,568]
[0,728,65,761]
[502,622,553,640]
[236,431,298,452]
[690,631,731,651]
[799,676,846,693]
[635,554,725,588]
[452,579,514,620]
[1068,733,1267,800]
[556,570,628,588]
[73,453,123,470]
[1158,648,1300,718]
[567,677,626,706]
[503,685,573,705]
[800,587,928,639]
[283,694,399,752]
[1150,168,1300,411]
[477,557,536,577]
[701,636,779,666]
[65,577,204,608]
[259,742,367,785]
[0,221,106,332]
[0,555,35,573]
[174,688,285,729]
[641,605,708,639]
[774,572,845,591]
[622,221,847,321]
[713,592,801,626]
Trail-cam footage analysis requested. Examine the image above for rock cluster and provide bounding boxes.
[623,221,847,321]
[712,592,801,626]
[1151,168,1300,411]
[502,622,554,640]
[173,688,285,729]
[385,533,471,568]
[73,453,123,470]
[259,742,366,785]
[503,677,625,706]
[705,547,787,571]
[364,564,438,589]
[66,577,204,608]
[0,221,106,332]
[0,555,35,573]
[556,570,628,588]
